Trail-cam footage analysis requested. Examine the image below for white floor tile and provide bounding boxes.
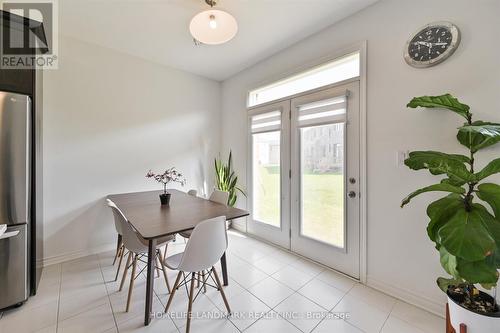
[230,263,268,289]
[274,293,326,333]
[289,258,325,277]
[313,317,364,333]
[334,294,390,333]
[245,311,302,333]
[315,270,357,292]
[57,303,116,333]
[272,265,314,290]
[248,277,295,308]
[381,315,427,333]
[251,256,288,275]
[187,316,239,333]
[58,284,109,321]
[204,278,246,309]
[298,278,346,310]
[118,313,178,333]
[347,284,396,312]
[390,300,444,333]
[224,290,271,331]
[0,300,58,333]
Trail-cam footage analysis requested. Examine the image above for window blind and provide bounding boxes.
[251,110,281,133]
[297,94,347,127]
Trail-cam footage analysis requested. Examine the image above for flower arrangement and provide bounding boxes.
[146,167,186,194]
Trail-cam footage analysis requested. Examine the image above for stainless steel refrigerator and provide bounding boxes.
[0,91,31,308]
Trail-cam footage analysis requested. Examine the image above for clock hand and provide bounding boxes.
[430,42,448,46]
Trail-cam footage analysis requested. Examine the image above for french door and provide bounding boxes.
[248,81,360,279]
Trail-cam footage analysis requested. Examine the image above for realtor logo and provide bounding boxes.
[0,0,58,69]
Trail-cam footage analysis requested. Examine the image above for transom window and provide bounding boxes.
[248,52,360,107]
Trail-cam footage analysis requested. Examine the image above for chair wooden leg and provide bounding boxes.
[212,266,231,314]
[157,250,171,293]
[201,270,207,293]
[126,254,138,312]
[186,272,196,333]
[119,252,132,292]
[114,246,125,282]
[163,242,168,260]
[165,272,183,313]
[112,234,122,265]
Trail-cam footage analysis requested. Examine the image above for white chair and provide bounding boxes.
[179,190,229,239]
[109,201,125,281]
[163,216,231,333]
[107,199,174,312]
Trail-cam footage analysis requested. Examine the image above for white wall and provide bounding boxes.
[221,0,500,315]
[43,36,221,263]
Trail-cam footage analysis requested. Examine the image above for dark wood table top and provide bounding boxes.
[107,189,249,240]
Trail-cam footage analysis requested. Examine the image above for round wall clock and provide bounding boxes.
[404,21,461,68]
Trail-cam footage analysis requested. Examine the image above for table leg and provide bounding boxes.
[220,252,228,286]
[144,239,157,326]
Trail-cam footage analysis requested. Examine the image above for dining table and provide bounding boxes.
[107,189,249,325]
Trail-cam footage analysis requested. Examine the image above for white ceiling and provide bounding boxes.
[59,0,378,81]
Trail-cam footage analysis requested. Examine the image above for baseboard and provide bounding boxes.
[42,243,116,267]
[367,275,445,318]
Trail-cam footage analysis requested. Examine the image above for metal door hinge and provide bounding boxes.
[289,169,291,178]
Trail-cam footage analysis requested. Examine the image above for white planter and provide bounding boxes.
[448,296,500,332]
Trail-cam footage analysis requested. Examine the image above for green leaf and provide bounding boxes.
[404,151,472,184]
[456,257,499,285]
[440,247,459,278]
[437,277,464,293]
[407,94,471,120]
[438,206,496,261]
[457,121,500,152]
[426,194,465,242]
[477,183,500,218]
[474,158,500,182]
[401,183,465,208]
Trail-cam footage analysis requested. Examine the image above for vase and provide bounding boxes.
[447,290,500,332]
[159,193,171,205]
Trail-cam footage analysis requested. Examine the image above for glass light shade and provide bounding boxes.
[189,9,238,45]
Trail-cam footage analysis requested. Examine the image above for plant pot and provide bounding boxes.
[159,193,171,205]
[447,290,500,332]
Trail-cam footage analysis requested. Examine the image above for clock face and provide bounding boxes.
[404,22,460,68]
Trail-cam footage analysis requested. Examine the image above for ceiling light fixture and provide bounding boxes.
[190,0,238,45]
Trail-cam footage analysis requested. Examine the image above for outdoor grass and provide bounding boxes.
[254,166,344,247]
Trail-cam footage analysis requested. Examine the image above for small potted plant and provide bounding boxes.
[401,94,500,331]
[215,150,246,207]
[146,167,186,205]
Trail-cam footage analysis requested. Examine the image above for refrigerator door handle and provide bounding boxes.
[0,230,20,240]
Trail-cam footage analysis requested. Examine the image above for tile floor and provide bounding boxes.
[0,230,445,333]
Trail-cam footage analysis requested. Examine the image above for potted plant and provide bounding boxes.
[401,94,500,331]
[146,167,186,205]
[215,150,246,207]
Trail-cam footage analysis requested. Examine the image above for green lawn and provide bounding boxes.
[254,166,344,247]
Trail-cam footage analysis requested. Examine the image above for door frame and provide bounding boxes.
[245,42,367,283]
[246,100,291,249]
[290,81,360,279]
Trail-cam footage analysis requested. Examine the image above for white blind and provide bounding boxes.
[251,110,281,133]
[298,94,347,127]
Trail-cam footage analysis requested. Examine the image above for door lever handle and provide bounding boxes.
[348,191,356,198]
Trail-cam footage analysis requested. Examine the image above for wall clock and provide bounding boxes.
[404,21,461,68]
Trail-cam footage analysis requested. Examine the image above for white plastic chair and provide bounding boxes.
[163,216,230,333]
[179,190,229,239]
[107,199,174,312]
[109,200,126,281]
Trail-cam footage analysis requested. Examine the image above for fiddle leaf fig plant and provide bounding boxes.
[401,94,500,313]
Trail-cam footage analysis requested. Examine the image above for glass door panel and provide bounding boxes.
[300,123,345,248]
[252,131,281,227]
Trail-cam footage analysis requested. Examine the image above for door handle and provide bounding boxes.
[348,191,356,198]
[0,230,19,240]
